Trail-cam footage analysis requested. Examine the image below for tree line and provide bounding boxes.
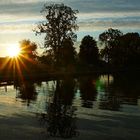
[35,3,140,73]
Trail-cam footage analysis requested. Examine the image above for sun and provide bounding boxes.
[7,44,21,58]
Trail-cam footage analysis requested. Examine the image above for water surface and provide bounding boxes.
[0,74,140,139]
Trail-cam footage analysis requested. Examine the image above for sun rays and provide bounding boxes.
[1,45,35,82]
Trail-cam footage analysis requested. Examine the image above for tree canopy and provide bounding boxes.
[20,39,38,60]
[60,38,77,67]
[79,35,99,67]
[110,32,140,69]
[99,28,123,63]
[36,3,78,67]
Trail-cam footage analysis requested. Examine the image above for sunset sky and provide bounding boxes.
[0,0,140,57]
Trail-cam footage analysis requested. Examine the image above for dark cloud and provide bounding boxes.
[0,2,43,16]
[0,0,140,21]
[62,0,140,12]
[0,0,140,16]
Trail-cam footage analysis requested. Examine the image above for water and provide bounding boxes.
[1,74,140,118]
[0,74,140,139]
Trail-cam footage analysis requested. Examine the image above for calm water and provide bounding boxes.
[0,74,140,138]
[1,75,140,113]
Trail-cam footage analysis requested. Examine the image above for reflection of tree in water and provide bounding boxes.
[98,75,121,111]
[16,81,37,106]
[79,76,98,108]
[99,96,121,111]
[46,103,78,138]
[112,74,140,105]
[54,77,75,105]
[39,77,79,138]
[98,74,140,111]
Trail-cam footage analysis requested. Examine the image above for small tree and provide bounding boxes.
[20,39,38,60]
[36,3,78,67]
[18,40,38,74]
[60,38,77,70]
[79,35,99,67]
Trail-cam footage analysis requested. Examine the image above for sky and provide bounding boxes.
[0,0,140,56]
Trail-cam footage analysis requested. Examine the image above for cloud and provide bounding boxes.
[1,0,139,20]
[61,0,140,12]
[0,23,34,33]
[79,21,140,32]
[0,0,140,48]
[0,0,140,16]
[0,0,140,24]
[78,17,140,33]
[0,2,42,16]
[0,0,52,4]
[77,11,140,21]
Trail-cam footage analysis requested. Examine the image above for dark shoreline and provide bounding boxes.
[0,68,140,83]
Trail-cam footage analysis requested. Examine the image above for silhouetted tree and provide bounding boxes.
[99,28,123,63]
[20,39,38,60]
[79,35,99,68]
[110,32,140,69]
[38,49,54,66]
[36,3,78,68]
[17,40,38,74]
[60,38,77,71]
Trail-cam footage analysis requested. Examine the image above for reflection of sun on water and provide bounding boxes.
[7,44,21,58]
